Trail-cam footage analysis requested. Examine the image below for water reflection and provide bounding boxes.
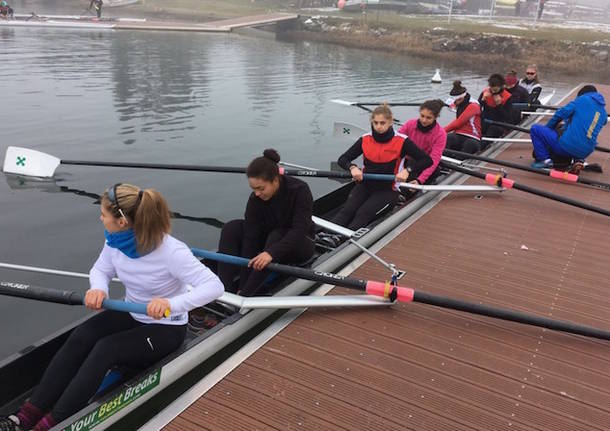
[4,174,225,228]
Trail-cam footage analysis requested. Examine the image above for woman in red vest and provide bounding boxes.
[331,104,432,230]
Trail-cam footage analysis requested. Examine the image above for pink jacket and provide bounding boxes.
[398,120,447,184]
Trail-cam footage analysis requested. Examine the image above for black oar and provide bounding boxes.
[4,146,397,181]
[444,149,610,191]
[484,119,610,154]
[0,280,150,314]
[441,160,610,217]
[191,249,610,341]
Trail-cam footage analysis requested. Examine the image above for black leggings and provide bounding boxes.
[446,133,483,155]
[332,182,398,230]
[217,219,315,296]
[30,310,186,422]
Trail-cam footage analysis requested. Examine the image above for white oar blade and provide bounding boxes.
[333,122,367,139]
[329,99,356,106]
[3,146,60,178]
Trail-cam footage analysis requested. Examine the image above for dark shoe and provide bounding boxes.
[188,309,219,332]
[316,232,344,248]
[531,159,553,169]
[568,160,584,175]
[0,416,22,431]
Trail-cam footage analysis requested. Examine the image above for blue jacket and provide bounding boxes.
[546,92,607,159]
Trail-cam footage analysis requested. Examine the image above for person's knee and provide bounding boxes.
[463,139,481,154]
[219,219,243,245]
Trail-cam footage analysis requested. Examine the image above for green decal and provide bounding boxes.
[16,156,26,166]
[64,368,162,431]
[343,128,350,134]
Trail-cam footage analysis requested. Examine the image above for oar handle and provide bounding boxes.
[281,168,395,181]
[102,298,148,314]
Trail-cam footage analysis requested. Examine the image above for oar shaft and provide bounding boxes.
[62,160,247,173]
[60,162,394,181]
[192,250,610,340]
[0,281,83,305]
[444,149,610,191]
[0,280,148,314]
[444,162,610,217]
[356,102,422,107]
[191,248,369,291]
[484,120,610,154]
[413,291,610,341]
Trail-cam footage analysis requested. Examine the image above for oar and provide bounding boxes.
[444,149,610,191]
[483,120,610,154]
[330,99,423,107]
[441,160,610,217]
[2,146,396,181]
[330,100,402,124]
[0,262,390,309]
[190,249,610,341]
[0,280,151,314]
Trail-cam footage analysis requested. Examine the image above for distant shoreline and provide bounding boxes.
[101,1,610,80]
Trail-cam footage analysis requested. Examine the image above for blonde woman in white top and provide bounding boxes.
[0,183,223,431]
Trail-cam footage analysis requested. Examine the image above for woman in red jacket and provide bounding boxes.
[330,104,432,230]
[445,81,482,154]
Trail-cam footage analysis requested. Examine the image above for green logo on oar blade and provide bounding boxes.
[16,156,26,166]
[343,128,350,134]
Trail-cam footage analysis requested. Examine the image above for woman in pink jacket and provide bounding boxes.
[398,99,447,186]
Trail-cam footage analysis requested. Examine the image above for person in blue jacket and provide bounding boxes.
[530,85,607,172]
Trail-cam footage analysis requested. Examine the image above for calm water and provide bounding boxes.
[0,24,576,360]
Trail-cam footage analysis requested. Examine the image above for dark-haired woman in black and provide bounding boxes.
[217,149,315,296]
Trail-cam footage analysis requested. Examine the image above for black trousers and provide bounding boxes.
[30,310,186,421]
[332,182,398,230]
[217,219,315,296]
[446,133,483,155]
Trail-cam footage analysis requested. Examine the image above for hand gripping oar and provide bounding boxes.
[2,146,395,181]
[444,149,610,191]
[441,160,610,217]
[0,280,154,315]
[190,249,610,341]
[483,120,610,154]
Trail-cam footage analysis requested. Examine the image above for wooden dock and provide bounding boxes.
[147,84,610,431]
[115,13,299,32]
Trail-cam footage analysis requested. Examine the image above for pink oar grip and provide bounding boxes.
[485,173,514,189]
[550,169,578,182]
[279,167,285,175]
[365,281,414,303]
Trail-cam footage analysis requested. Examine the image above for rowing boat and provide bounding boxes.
[0,170,462,430]
[0,92,553,430]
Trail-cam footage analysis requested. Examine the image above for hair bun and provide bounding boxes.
[263,148,281,163]
[450,80,467,96]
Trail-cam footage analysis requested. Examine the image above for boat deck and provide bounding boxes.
[154,84,610,431]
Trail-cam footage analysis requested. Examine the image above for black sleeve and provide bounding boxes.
[265,184,313,261]
[529,87,542,104]
[400,137,433,181]
[337,137,364,170]
[498,97,514,123]
[242,196,266,258]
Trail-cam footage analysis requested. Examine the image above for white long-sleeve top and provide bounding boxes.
[89,234,224,325]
